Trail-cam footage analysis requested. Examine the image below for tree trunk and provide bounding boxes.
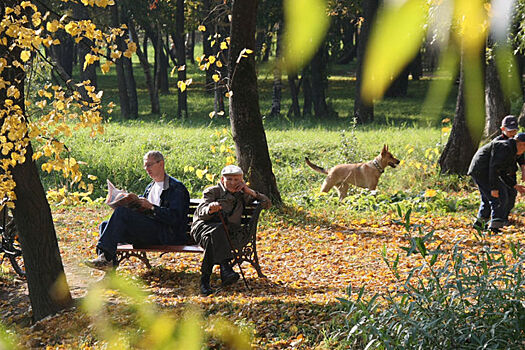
[175,0,188,118]
[302,67,313,116]
[111,4,131,119]
[228,0,281,205]
[337,19,356,64]
[186,30,195,64]
[202,0,214,93]
[120,10,138,118]
[354,0,379,124]
[484,52,510,139]
[439,54,482,174]
[519,101,525,127]
[129,20,160,114]
[146,25,170,94]
[310,43,329,117]
[269,21,283,117]
[1,2,72,320]
[408,50,422,80]
[73,3,97,90]
[287,72,301,118]
[385,65,409,98]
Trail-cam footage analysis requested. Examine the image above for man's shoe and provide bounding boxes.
[489,226,501,234]
[220,263,240,286]
[473,217,489,230]
[85,254,114,271]
[200,275,214,296]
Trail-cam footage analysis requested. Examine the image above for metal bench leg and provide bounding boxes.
[116,251,152,269]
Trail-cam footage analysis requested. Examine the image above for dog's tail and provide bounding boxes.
[305,157,328,174]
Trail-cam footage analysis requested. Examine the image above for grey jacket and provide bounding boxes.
[192,182,270,231]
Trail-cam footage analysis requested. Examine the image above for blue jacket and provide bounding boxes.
[143,174,190,243]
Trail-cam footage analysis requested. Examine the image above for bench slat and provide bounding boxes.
[117,244,203,253]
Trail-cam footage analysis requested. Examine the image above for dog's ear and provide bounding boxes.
[382,144,388,154]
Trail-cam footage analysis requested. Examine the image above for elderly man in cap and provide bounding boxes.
[191,165,271,295]
[468,132,525,232]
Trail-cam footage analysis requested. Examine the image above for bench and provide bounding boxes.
[115,199,266,277]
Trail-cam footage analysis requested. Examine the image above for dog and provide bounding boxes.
[305,145,400,200]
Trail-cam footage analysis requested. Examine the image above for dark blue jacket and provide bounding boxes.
[468,139,518,190]
[143,174,190,244]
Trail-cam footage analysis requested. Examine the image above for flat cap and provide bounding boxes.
[221,165,243,176]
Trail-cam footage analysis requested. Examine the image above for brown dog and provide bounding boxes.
[305,145,400,200]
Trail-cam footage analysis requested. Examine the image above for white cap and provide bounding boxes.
[221,165,243,176]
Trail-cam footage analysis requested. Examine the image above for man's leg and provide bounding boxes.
[97,207,167,260]
[472,177,491,228]
[503,187,517,224]
[488,181,509,232]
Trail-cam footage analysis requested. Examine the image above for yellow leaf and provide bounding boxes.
[46,20,60,33]
[198,25,206,32]
[177,80,187,92]
[212,74,220,82]
[220,41,228,50]
[20,50,31,62]
[424,189,437,198]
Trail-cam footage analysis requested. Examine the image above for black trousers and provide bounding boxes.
[191,221,234,275]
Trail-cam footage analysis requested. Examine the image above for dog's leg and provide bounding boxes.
[337,183,349,200]
[320,176,335,193]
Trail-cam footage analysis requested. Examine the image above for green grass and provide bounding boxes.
[33,56,473,212]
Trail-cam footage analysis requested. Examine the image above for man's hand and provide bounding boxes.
[137,197,154,211]
[491,189,499,198]
[208,202,222,214]
[515,184,525,195]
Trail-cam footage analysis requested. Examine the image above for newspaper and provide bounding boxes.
[105,180,141,210]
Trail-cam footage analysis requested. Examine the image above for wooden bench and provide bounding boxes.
[115,199,266,277]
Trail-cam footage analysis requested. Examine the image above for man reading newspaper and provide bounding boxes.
[85,151,190,270]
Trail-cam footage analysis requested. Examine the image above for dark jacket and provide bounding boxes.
[493,134,525,170]
[192,182,270,232]
[468,139,518,190]
[143,174,190,242]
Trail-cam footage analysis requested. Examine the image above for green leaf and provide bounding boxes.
[362,0,428,101]
[282,0,330,72]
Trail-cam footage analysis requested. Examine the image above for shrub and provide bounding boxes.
[330,207,525,349]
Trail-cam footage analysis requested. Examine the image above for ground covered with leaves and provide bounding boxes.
[1,203,524,349]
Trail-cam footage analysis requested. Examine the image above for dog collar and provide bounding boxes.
[372,159,384,173]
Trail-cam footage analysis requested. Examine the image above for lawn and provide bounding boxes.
[2,60,525,348]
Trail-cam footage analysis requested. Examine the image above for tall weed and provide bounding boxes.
[330,206,525,349]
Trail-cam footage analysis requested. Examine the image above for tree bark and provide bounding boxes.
[385,65,409,98]
[186,30,195,64]
[202,0,214,93]
[287,72,301,118]
[302,67,313,116]
[175,0,188,118]
[228,0,281,205]
[129,20,160,114]
[354,0,379,124]
[439,54,482,174]
[310,43,329,117]
[120,9,138,118]
[73,3,97,90]
[1,1,72,320]
[269,21,283,117]
[111,3,131,118]
[484,52,510,139]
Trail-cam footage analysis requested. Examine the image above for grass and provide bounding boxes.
[34,56,473,213]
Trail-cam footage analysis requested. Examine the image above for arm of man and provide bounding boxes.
[240,183,272,209]
[194,186,222,221]
[146,182,190,227]
[489,143,508,197]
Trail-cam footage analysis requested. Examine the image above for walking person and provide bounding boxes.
[468,133,525,232]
